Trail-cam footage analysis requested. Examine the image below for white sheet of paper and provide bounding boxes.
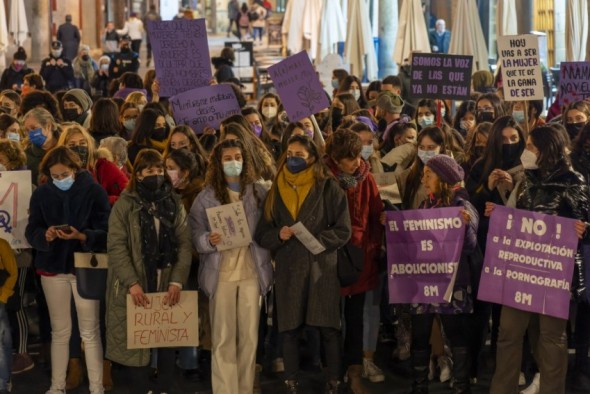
[290,222,326,255]
[206,201,252,251]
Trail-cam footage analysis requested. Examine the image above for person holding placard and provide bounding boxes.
[255,135,351,393]
[25,146,111,394]
[105,149,191,394]
[325,130,384,390]
[190,139,272,394]
[489,126,589,394]
[403,154,478,394]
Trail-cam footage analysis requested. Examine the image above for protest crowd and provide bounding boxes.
[0,7,589,394]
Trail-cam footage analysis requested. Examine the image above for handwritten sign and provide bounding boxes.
[478,206,577,319]
[386,208,465,304]
[290,222,326,255]
[0,171,31,249]
[170,84,241,134]
[268,51,330,122]
[148,18,212,97]
[410,54,472,100]
[498,34,544,101]
[206,201,252,251]
[558,61,590,107]
[127,291,199,349]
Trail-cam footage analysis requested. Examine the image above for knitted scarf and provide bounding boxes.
[277,166,316,220]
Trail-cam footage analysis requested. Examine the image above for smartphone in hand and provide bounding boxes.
[54,224,72,234]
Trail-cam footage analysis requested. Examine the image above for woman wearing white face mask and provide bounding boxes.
[190,139,272,394]
[340,76,368,109]
[25,146,111,394]
[489,126,590,394]
[91,56,111,98]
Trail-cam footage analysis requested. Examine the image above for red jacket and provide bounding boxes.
[91,158,129,205]
[326,158,384,296]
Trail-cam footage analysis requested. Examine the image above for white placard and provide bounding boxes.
[0,171,31,249]
[497,34,544,101]
[290,222,326,255]
[206,201,252,251]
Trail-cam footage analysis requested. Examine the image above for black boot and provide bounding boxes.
[451,347,471,394]
[410,350,430,394]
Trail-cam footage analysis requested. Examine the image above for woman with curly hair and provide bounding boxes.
[163,125,209,179]
[190,139,272,394]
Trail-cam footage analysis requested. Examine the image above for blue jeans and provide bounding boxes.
[253,27,263,42]
[0,303,12,390]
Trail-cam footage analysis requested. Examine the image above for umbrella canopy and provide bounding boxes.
[344,0,378,81]
[393,0,430,65]
[302,0,322,60]
[282,0,306,55]
[317,0,346,62]
[0,2,8,69]
[9,0,28,47]
[448,0,488,71]
[566,0,588,61]
[496,0,518,37]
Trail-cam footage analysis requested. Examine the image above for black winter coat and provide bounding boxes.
[517,168,590,298]
[0,66,33,91]
[25,170,111,274]
[40,56,75,93]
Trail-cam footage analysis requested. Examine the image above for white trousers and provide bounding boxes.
[41,274,103,394]
[210,278,260,394]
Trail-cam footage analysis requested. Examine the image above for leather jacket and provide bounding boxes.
[517,168,590,299]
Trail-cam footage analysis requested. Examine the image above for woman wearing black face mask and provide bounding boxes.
[62,88,93,128]
[58,124,128,205]
[127,108,170,165]
[255,135,351,393]
[563,100,590,142]
[475,93,505,124]
[465,116,526,374]
[106,149,192,394]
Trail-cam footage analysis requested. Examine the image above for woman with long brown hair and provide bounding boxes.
[190,139,272,394]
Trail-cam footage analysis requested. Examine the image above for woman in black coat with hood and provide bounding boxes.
[212,47,235,83]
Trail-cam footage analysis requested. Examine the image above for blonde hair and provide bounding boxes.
[57,123,97,169]
[125,91,147,105]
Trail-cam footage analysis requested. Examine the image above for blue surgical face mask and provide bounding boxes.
[6,132,20,142]
[286,156,308,174]
[417,149,439,164]
[331,79,340,89]
[351,89,361,101]
[53,174,75,191]
[223,160,243,177]
[361,145,374,160]
[28,128,47,148]
[124,118,136,131]
[513,110,525,123]
[418,115,435,128]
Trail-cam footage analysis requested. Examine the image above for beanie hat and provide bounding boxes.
[13,47,27,61]
[426,155,464,185]
[376,91,404,114]
[64,89,93,112]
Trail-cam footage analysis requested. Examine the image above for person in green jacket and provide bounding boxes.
[105,149,191,394]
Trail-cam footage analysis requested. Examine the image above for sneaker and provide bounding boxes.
[45,389,65,394]
[362,358,385,383]
[520,373,540,394]
[284,379,298,393]
[272,357,285,373]
[438,356,453,383]
[12,353,34,374]
[519,372,526,386]
[392,343,411,361]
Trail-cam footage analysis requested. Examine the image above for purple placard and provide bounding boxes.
[386,207,465,304]
[148,19,212,97]
[267,51,330,122]
[558,61,590,107]
[170,84,241,133]
[409,53,472,100]
[478,206,577,320]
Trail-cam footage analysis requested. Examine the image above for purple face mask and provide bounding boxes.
[252,124,262,137]
[305,128,314,138]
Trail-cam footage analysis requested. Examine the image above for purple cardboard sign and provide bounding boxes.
[558,62,590,107]
[478,206,577,320]
[170,84,241,133]
[409,53,472,100]
[386,207,465,304]
[148,19,212,97]
[267,51,330,122]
